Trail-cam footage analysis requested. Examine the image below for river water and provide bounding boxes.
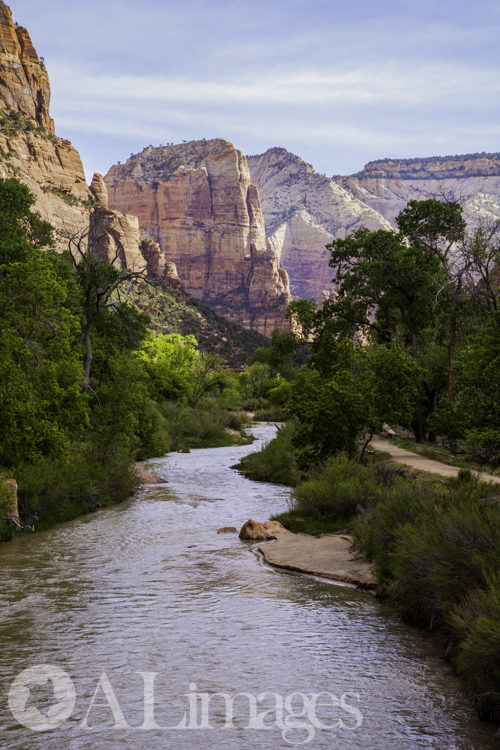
[0,423,497,749]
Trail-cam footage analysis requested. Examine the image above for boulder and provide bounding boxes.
[1,477,19,523]
[134,466,168,485]
[217,526,237,534]
[239,519,285,540]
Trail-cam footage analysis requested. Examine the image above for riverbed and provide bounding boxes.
[0,423,497,748]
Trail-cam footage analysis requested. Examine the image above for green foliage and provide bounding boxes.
[291,455,385,521]
[140,331,224,406]
[352,475,500,719]
[0,242,86,464]
[324,227,444,346]
[250,327,306,378]
[236,421,301,485]
[0,177,54,264]
[15,448,139,531]
[450,572,500,720]
[129,281,270,368]
[395,197,466,250]
[284,341,422,466]
[157,401,251,450]
[430,322,500,468]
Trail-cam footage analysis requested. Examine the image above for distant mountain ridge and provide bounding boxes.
[336,152,500,226]
[248,147,500,303]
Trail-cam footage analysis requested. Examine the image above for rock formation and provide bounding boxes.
[0,2,53,133]
[247,148,392,302]
[239,519,285,540]
[104,139,292,334]
[0,2,91,239]
[335,153,500,227]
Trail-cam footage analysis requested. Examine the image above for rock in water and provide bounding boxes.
[134,466,168,485]
[239,519,285,540]
[217,527,237,534]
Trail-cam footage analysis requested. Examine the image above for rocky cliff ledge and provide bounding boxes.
[0,1,53,133]
[0,2,91,238]
[0,3,174,288]
[335,153,500,226]
[247,148,391,303]
[104,139,292,334]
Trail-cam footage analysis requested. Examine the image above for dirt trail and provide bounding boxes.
[371,437,500,485]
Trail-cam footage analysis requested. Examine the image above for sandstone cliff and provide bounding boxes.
[0,2,92,239]
[0,2,53,133]
[104,140,292,334]
[0,4,170,286]
[335,153,500,227]
[247,148,392,302]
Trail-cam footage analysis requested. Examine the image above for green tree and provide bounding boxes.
[0,250,87,463]
[0,178,54,264]
[284,341,421,467]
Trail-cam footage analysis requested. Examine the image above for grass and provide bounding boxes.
[157,402,254,451]
[234,421,301,485]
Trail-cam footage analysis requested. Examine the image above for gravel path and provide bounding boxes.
[371,437,500,485]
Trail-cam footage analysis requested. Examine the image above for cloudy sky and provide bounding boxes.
[13,0,500,181]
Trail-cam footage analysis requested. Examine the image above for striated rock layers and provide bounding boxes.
[0,1,53,133]
[0,2,90,238]
[0,4,174,289]
[104,139,292,334]
[335,153,500,227]
[247,148,392,303]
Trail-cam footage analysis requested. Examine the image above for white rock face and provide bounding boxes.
[335,154,500,228]
[247,148,391,302]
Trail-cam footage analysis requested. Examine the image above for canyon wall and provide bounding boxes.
[247,148,392,302]
[335,153,500,227]
[104,140,292,334]
[0,3,171,285]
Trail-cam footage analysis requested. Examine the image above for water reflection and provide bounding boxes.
[0,424,496,748]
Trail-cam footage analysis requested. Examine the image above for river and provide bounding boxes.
[0,423,497,749]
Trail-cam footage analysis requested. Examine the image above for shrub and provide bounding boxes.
[14,448,139,532]
[292,455,384,521]
[236,421,300,485]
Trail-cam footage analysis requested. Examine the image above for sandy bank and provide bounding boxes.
[256,527,376,590]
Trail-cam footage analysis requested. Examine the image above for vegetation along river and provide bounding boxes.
[0,424,497,749]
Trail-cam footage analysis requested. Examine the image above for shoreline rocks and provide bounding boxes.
[134,465,168,485]
[239,518,376,590]
[1,477,20,524]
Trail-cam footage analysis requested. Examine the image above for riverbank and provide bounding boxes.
[0,413,255,544]
[259,531,376,590]
[2,422,494,748]
[238,425,500,730]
